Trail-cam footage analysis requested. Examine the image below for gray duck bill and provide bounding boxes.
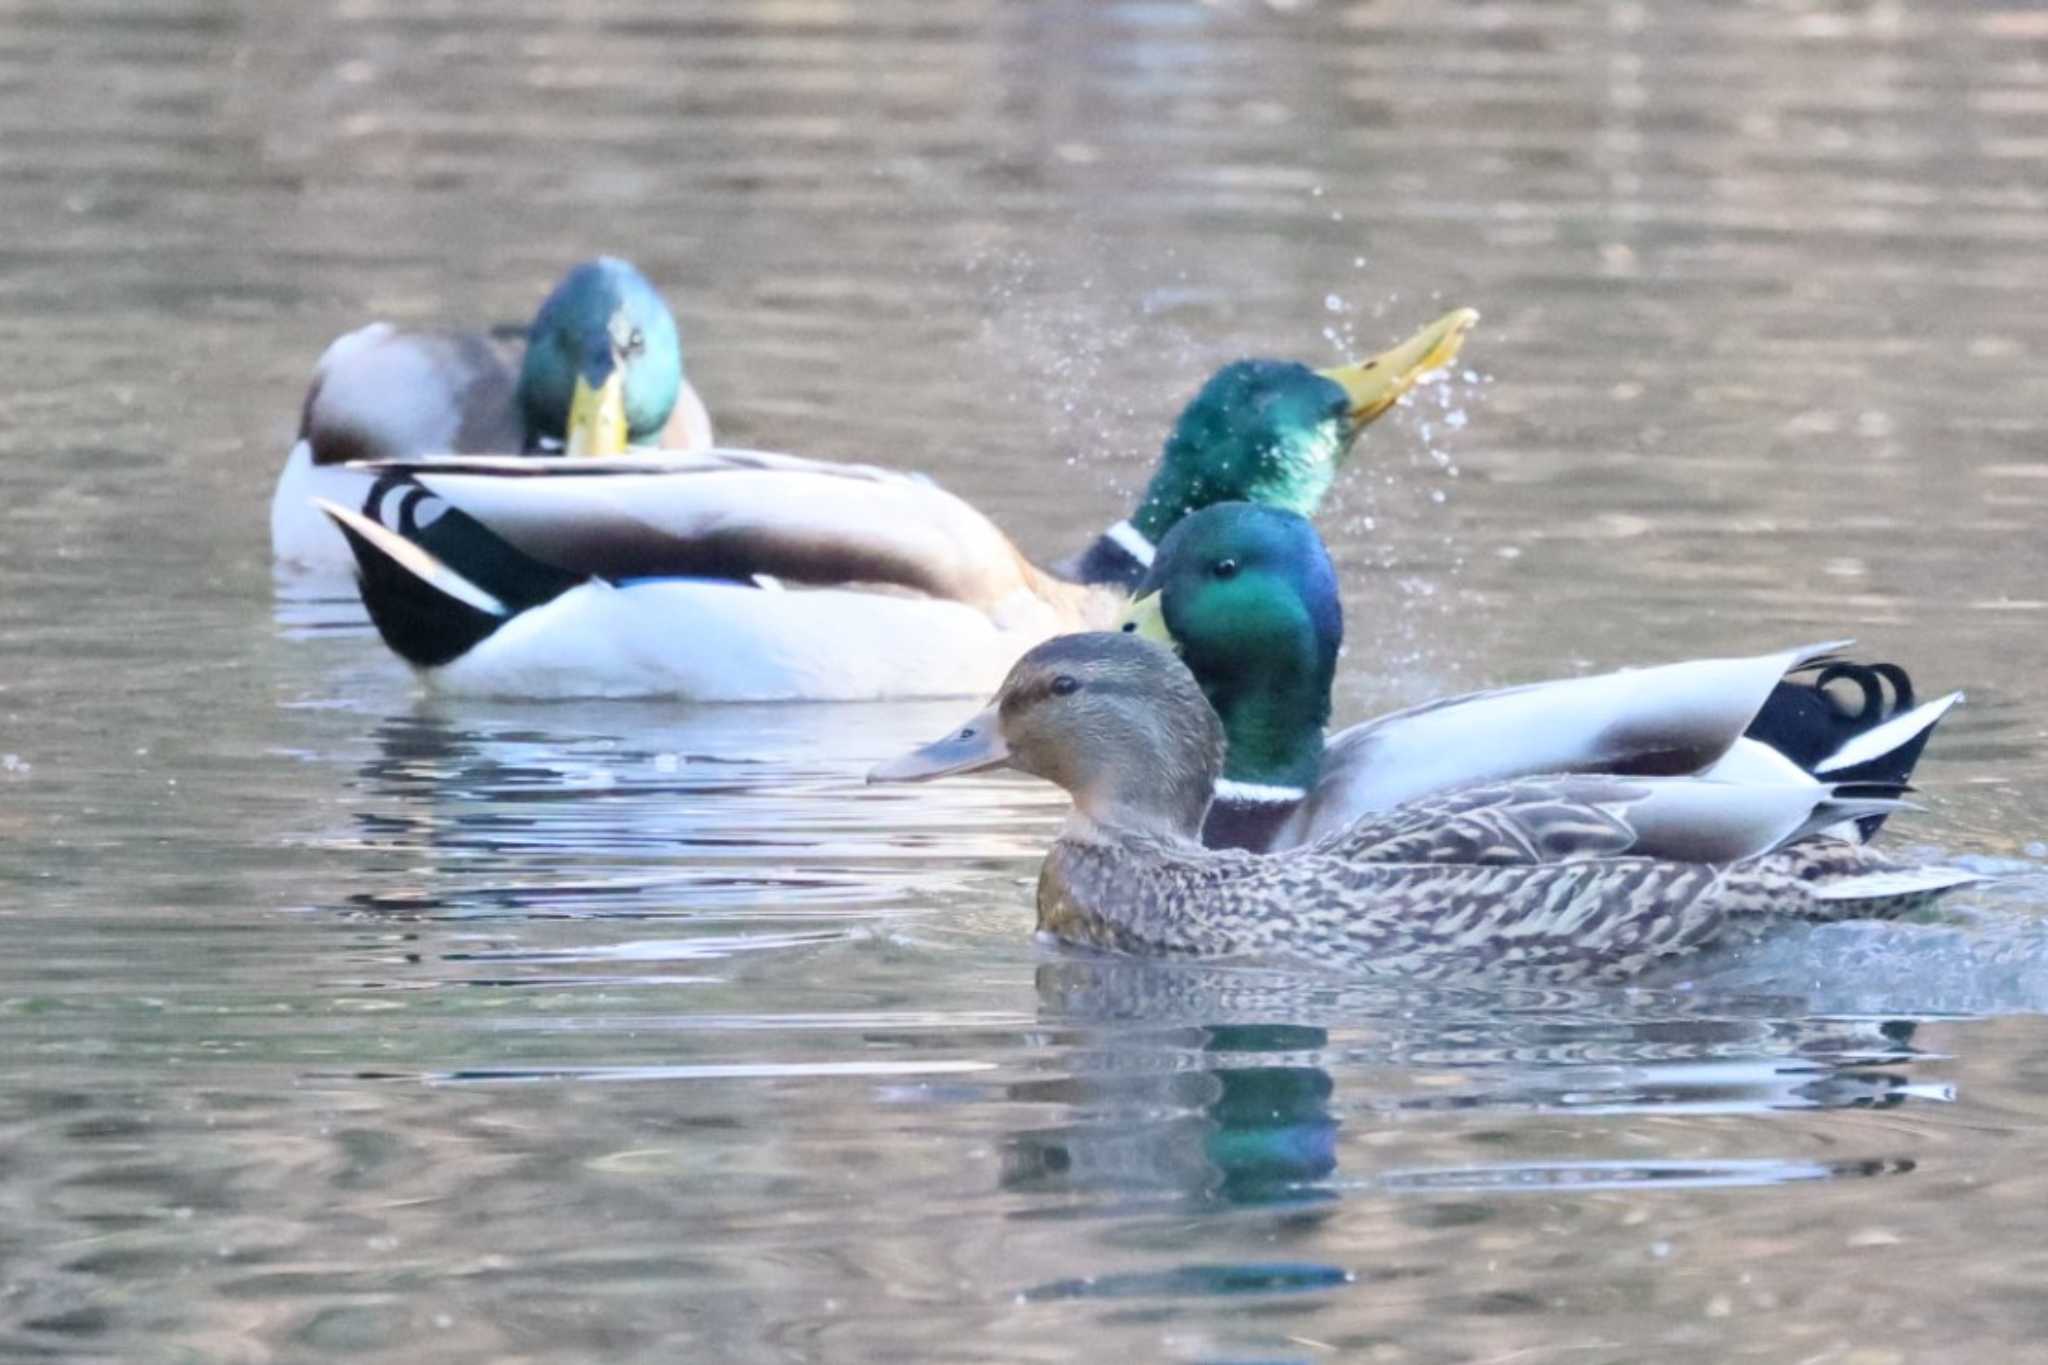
[868,703,1008,783]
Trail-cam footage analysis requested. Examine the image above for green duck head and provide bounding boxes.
[516,257,683,455]
[1124,308,1476,547]
[869,632,1225,842]
[1121,502,1341,793]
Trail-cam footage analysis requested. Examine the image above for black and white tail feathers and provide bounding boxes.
[360,473,584,614]
[319,501,511,669]
[317,469,601,669]
[1746,657,1962,837]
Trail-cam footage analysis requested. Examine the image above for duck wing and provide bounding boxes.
[1297,643,1959,843]
[1318,774,1906,867]
[354,450,1070,620]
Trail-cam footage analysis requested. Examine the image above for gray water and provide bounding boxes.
[6,1,2048,1360]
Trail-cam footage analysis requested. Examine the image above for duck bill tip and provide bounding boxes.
[867,706,1010,784]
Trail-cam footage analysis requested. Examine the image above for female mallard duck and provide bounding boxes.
[272,257,714,574]
[868,633,1979,982]
[315,310,1478,700]
[1119,503,1963,851]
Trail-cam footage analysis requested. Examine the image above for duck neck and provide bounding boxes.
[1215,687,1325,793]
[1065,780,1212,849]
[1064,448,1222,590]
[1129,454,1204,547]
[1194,667,1325,853]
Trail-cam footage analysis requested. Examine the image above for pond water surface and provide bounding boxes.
[6,1,2048,1361]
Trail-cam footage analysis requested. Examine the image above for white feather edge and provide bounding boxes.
[1213,779,1307,804]
[1811,865,1990,900]
[1815,691,1966,775]
[313,499,509,618]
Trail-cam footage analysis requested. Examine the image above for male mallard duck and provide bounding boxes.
[272,257,713,573]
[315,310,1478,700]
[1119,503,1963,851]
[869,633,1979,982]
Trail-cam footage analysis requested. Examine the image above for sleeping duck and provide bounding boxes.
[316,309,1479,700]
[868,633,1979,982]
[1118,503,1963,851]
[273,257,714,573]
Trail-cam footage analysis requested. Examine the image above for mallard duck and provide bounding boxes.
[1118,503,1963,851]
[272,257,714,573]
[314,310,1479,700]
[868,633,1979,982]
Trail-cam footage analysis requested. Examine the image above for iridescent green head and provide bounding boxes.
[516,257,683,454]
[1131,361,1351,541]
[1123,503,1342,790]
[1124,308,1476,545]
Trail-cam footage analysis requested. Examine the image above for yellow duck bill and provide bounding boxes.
[1318,306,1479,427]
[565,370,630,457]
[867,703,1009,782]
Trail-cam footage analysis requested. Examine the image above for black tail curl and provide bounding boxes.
[1748,659,1923,785]
[1747,658,1945,840]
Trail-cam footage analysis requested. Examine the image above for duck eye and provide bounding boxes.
[1050,675,1081,697]
[1212,558,1240,581]
[1118,621,1137,634]
[626,327,646,355]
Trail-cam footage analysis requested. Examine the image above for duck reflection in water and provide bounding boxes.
[1005,970,1339,1214]
[1004,956,1941,1217]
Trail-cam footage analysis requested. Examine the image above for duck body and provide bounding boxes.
[432,577,1112,702]
[1123,504,1962,852]
[1034,817,1960,984]
[274,258,713,575]
[322,450,1124,699]
[872,633,1979,983]
[317,311,1478,700]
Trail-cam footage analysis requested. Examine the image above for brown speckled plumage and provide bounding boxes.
[1037,820,1952,985]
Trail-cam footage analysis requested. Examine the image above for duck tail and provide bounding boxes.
[317,500,508,669]
[1745,658,1962,837]
[359,472,584,613]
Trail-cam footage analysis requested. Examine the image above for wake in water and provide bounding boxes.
[1683,862,2048,1016]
